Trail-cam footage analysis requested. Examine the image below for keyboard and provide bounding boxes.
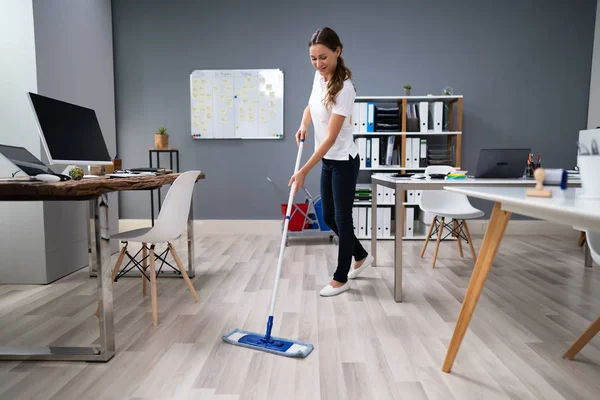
[106,172,156,178]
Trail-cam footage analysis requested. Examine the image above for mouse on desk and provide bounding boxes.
[35,173,71,182]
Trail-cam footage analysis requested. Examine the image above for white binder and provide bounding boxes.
[433,102,444,132]
[358,207,366,238]
[357,137,366,169]
[383,187,391,205]
[371,137,379,168]
[377,185,384,205]
[419,102,429,132]
[377,207,384,238]
[391,188,396,205]
[405,137,412,168]
[405,207,414,237]
[352,102,360,133]
[352,207,359,237]
[359,102,367,133]
[367,207,372,237]
[412,137,420,169]
[366,138,372,168]
[407,190,415,204]
[415,190,423,205]
[383,208,391,238]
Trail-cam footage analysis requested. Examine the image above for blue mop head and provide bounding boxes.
[222,328,313,358]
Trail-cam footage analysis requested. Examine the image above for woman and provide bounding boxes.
[288,27,373,297]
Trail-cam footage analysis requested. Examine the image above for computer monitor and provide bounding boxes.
[474,148,531,178]
[0,144,53,176]
[27,92,112,165]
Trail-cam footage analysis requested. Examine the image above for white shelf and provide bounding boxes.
[355,95,462,102]
[357,236,395,240]
[353,201,394,206]
[353,131,461,136]
[403,202,419,206]
[360,167,426,171]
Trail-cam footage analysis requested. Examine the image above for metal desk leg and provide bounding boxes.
[395,183,404,302]
[90,195,116,360]
[585,242,593,267]
[371,181,378,265]
[0,197,115,361]
[187,197,195,278]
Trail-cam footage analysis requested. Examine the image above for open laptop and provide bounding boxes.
[474,148,531,178]
[0,144,55,180]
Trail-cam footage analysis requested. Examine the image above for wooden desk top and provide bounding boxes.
[0,173,205,201]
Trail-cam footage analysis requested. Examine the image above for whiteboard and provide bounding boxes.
[190,69,284,139]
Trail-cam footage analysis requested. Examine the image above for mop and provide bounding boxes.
[222,139,313,358]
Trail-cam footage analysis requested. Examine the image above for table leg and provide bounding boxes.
[394,184,404,302]
[442,202,511,373]
[187,196,195,278]
[371,181,378,265]
[0,198,116,361]
[585,242,593,268]
[563,316,600,359]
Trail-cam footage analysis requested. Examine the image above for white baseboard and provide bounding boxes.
[465,219,579,237]
[119,219,579,238]
[118,219,282,235]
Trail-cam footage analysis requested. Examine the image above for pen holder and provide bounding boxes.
[112,158,122,171]
[577,155,600,199]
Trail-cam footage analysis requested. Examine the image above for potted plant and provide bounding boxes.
[154,126,168,149]
[403,85,411,96]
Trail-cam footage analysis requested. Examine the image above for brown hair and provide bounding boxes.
[309,27,353,109]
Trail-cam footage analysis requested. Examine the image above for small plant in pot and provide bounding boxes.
[403,85,411,96]
[154,126,168,149]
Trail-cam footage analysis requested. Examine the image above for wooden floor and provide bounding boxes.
[0,232,599,400]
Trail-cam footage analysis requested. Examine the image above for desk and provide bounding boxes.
[441,186,599,373]
[0,173,204,361]
[370,175,583,302]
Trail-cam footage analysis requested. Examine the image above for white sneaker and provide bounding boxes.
[319,281,350,297]
[348,254,374,280]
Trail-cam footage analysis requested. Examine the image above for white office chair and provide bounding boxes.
[419,165,484,267]
[563,229,600,359]
[108,170,201,326]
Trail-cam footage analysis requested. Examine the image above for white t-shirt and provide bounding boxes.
[308,71,359,160]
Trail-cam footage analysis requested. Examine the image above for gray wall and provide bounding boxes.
[0,0,47,284]
[112,0,596,220]
[589,0,600,128]
[33,0,118,283]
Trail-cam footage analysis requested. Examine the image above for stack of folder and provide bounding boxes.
[375,106,399,132]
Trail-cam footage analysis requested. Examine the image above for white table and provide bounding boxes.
[441,186,600,373]
[370,175,584,302]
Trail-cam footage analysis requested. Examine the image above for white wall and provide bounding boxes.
[0,0,47,283]
[589,0,600,128]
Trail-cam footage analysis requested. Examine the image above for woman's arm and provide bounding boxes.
[296,105,312,145]
[288,113,345,194]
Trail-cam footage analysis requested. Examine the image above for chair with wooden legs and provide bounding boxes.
[419,166,484,267]
[563,230,600,359]
[105,171,201,326]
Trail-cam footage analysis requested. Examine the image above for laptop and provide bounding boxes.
[0,144,54,179]
[474,148,531,178]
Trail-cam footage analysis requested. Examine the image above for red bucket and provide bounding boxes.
[281,203,309,231]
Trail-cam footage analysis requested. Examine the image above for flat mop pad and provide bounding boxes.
[222,140,314,358]
[222,327,313,358]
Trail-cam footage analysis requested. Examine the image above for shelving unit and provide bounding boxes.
[352,94,464,240]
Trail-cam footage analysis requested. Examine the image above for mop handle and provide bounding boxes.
[268,139,304,318]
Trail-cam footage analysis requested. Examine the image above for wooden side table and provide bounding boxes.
[149,148,180,226]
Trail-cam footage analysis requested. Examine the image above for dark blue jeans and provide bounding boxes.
[321,154,368,283]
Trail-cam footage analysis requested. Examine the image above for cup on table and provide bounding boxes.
[577,155,600,199]
[112,158,122,171]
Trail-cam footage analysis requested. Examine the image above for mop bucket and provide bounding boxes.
[281,203,309,231]
[313,199,330,231]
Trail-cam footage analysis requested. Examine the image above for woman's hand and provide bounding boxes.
[296,125,308,146]
[288,169,307,196]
